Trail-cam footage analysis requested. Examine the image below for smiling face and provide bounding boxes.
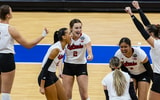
[118,37,132,57]
[70,22,82,38]
[119,42,132,57]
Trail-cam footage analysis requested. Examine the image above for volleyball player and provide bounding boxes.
[38,28,71,100]
[62,19,93,100]
[0,5,48,100]
[125,5,160,100]
[115,37,153,100]
[102,56,137,100]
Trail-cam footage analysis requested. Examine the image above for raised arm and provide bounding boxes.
[125,7,154,47]
[9,26,48,48]
[132,1,151,26]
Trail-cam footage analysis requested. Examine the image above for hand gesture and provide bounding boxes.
[124,7,133,16]
[132,1,140,9]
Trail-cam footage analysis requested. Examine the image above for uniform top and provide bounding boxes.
[64,33,91,64]
[102,71,131,100]
[150,39,160,74]
[0,23,14,54]
[114,47,147,75]
[41,41,64,72]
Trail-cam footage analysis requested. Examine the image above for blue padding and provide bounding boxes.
[14,45,49,63]
[14,44,151,64]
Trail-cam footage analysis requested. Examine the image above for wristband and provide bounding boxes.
[42,30,47,37]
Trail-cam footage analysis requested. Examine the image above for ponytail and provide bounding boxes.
[113,69,127,96]
[53,27,68,43]
[109,56,127,96]
[54,31,59,43]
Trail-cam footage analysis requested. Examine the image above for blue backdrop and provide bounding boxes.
[14,44,151,64]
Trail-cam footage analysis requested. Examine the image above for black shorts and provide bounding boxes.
[63,62,88,77]
[151,73,160,93]
[0,53,15,72]
[38,71,58,87]
[130,71,151,83]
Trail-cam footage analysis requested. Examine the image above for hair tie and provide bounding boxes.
[114,67,119,69]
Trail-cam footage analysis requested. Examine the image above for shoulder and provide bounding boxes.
[114,49,121,56]
[8,25,16,31]
[102,72,113,81]
[8,25,18,36]
[50,43,61,50]
[133,47,146,54]
[81,33,90,38]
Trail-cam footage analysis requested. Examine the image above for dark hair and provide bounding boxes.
[147,24,160,38]
[54,28,67,43]
[109,56,121,69]
[119,37,131,46]
[69,18,82,28]
[0,5,11,20]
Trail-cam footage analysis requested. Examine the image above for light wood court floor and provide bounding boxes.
[10,12,160,100]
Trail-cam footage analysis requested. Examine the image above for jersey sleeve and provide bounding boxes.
[102,75,108,86]
[114,49,121,59]
[137,48,147,62]
[83,33,91,44]
[154,40,160,49]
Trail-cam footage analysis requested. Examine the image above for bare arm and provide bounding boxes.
[86,41,93,61]
[39,48,60,94]
[9,26,48,48]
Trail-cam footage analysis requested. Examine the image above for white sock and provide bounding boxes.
[1,93,11,100]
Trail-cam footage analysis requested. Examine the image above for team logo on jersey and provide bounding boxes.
[80,36,85,42]
[133,54,137,57]
[132,54,137,60]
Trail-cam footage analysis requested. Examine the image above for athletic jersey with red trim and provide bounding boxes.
[0,23,15,54]
[102,71,131,100]
[150,39,160,74]
[64,33,91,64]
[115,47,147,75]
[41,41,64,72]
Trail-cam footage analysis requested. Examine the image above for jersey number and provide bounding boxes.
[73,51,78,56]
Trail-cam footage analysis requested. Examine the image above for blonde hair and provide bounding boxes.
[109,57,127,96]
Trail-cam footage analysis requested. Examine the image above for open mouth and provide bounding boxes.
[76,32,81,34]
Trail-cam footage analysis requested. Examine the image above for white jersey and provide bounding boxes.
[102,71,131,100]
[115,47,147,75]
[41,41,64,72]
[64,33,91,64]
[150,39,160,73]
[0,23,14,54]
